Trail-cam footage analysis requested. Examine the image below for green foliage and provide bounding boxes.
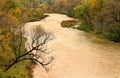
[76,24,92,32]
[104,32,120,42]
[74,2,89,21]
[30,8,44,21]
[103,23,120,42]
[38,4,48,12]
[0,62,32,78]
[74,0,92,28]
[6,0,21,9]
[39,0,55,5]
[39,0,44,3]
[48,0,80,16]
[0,25,32,77]
[74,0,120,42]
[46,0,54,5]
[0,0,45,24]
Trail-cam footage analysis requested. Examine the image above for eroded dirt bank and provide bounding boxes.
[24,13,120,78]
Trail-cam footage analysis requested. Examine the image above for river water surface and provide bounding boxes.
[23,14,120,78]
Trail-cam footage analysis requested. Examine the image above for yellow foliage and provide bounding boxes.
[0,28,2,33]
[8,7,22,18]
[90,0,105,18]
[38,4,48,12]
[35,8,44,17]
[63,0,67,6]
[0,35,4,41]
[0,0,6,6]
[0,14,20,27]
[0,11,4,16]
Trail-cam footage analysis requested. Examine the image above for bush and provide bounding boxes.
[103,32,120,42]
[76,24,92,32]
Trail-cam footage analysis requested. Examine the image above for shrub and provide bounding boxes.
[76,24,92,32]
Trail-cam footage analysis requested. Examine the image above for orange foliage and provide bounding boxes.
[0,14,20,27]
[8,7,22,18]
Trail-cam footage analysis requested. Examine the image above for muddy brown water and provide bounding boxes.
[23,13,120,78]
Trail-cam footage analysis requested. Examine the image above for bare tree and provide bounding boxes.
[3,25,54,72]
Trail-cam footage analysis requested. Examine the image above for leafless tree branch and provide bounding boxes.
[3,25,54,72]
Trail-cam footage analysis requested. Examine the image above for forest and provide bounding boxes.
[0,0,120,78]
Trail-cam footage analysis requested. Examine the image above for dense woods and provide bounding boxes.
[47,0,120,42]
[74,0,120,42]
[0,0,46,77]
[51,0,81,16]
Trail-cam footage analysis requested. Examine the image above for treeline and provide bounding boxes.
[37,0,81,16]
[74,0,120,42]
[46,0,120,42]
[50,0,81,16]
[27,0,80,16]
[0,0,46,77]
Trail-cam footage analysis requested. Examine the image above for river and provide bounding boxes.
[23,13,120,78]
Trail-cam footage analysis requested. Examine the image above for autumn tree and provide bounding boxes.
[0,0,49,77]
[0,25,54,72]
[74,0,120,42]
[74,0,91,26]
[51,0,81,16]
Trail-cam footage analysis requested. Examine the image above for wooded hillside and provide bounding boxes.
[74,0,120,42]
[0,0,45,77]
